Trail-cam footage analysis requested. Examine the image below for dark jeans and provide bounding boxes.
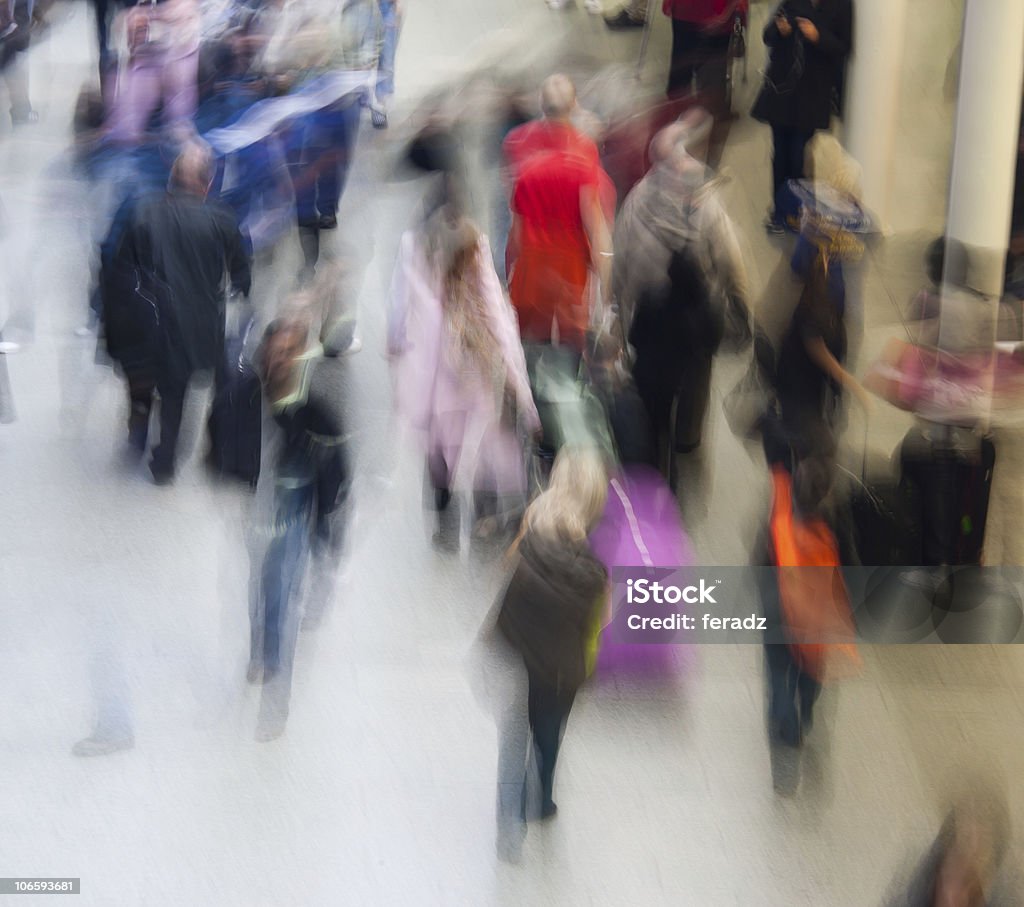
[257,483,315,674]
[151,373,189,476]
[667,20,731,99]
[769,123,815,226]
[765,643,820,742]
[286,100,362,226]
[526,665,576,809]
[126,367,157,452]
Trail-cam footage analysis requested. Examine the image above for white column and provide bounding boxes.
[842,0,910,234]
[945,0,1024,296]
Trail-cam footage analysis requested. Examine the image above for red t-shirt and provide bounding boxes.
[662,0,747,28]
[503,120,601,181]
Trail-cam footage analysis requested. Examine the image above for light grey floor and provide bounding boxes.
[1,1,1022,905]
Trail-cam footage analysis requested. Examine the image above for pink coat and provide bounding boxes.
[387,230,540,496]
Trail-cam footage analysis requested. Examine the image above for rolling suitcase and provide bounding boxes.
[899,426,995,566]
[590,465,695,675]
[207,319,262,487]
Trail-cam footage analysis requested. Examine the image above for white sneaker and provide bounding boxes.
[344,336,363,356]
[584,0,602,12]
[0,341,20,354]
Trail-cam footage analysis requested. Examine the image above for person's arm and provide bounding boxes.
[764,4,792,46]
[580,183,612,301]
[804,334,872,409]
[796,0,851,60]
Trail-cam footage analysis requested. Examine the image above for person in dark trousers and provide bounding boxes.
[629,246,724,482]
[751,0,853,232]
[663,0,747,101]
[773,252,869,461]
[121,142,251,483]
[249,317,351,741]
[757,422,858,748]
[495,448,608,834]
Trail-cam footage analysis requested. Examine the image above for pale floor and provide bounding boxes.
[0,1,1022,905]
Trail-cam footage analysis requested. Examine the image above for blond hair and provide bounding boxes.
[524,447,608,542]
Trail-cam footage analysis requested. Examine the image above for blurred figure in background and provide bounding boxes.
[387,194,539,543]
[120,142,251,483]
[1,0,36,125]
[758,426,858,748]
[107,0,202,144]
[369,0,403,129]
[249,314,351,740]
[771,251,868,463]
[504,74,613,354]
[751,0,853,233]
[629,247,724,485]
[613,114,748,348]
[884,778,1020,907]
[663,0,746,101]
[492,448,608,858]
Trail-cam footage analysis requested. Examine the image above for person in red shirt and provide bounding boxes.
[503,75,613,353]
[664,0,747,98]
[502,76,602,181]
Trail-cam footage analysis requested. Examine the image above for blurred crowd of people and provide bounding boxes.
[1,0,1023,898]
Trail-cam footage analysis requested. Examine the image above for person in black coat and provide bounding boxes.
[121,143,252,483]
[629,246,725,481]
[751,0,853,232]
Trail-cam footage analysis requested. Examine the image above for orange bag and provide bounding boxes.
[769,466,861,682]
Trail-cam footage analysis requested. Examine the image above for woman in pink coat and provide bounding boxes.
[388,203,540,540]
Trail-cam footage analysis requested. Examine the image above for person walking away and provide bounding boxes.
[751,0,852,233]
[758,427,859,747]
[504,76,613,354]
[121,143,252,483]
[248,316,351,740]
[629,247,724,484]
[493,447,608,854]
[387,201,540,542]
[663,0,747,101]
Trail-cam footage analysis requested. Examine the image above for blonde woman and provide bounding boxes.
[495,448,608,832]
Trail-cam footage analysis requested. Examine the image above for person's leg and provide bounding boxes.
[796,669,821,733]
[315,100,361,227]
[285,115,319,228]
[372,0,400,124]
[108,59,163,144]
[260,486,313,677]
[769,122,789,227]
[125,368,155,454]
[161,49,199,132]
[526,666,576,815]
[765,643,800,745]
[667,19,700,97]
[151,374,188,480]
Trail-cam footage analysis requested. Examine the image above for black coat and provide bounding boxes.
[750,0,853,133]
[497,532,607,692]
[125,190,251,382]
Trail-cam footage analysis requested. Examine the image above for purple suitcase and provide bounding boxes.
[589,465,696,675]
